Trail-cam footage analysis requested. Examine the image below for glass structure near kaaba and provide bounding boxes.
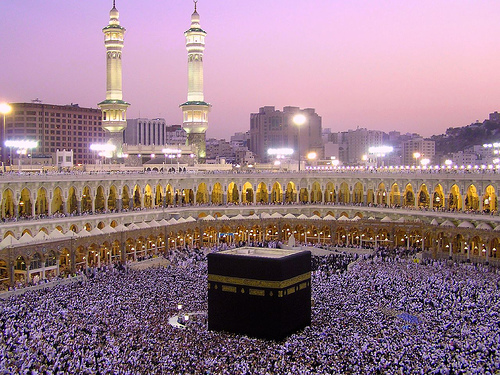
[207,248,311,340]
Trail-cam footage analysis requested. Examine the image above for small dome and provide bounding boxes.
[457,221,475,229]
[440,220,455,228]
[476,223,492,230]
[109,1,120,25]
[190,2,201,28]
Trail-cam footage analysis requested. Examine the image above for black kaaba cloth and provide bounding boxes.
[207,248,311,340]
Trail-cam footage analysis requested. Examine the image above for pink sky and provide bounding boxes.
[1,0,500,140]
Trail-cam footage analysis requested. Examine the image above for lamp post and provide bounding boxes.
[413,152,421,167]
[293,114,306,171]
[307,151,317,168]
[0,103,12,169]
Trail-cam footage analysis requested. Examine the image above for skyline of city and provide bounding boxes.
[2,1,500,140]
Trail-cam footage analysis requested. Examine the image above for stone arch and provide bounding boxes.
[306,225,320,243]
[352,182,363,204]
[390,183,400,206]
[465,185,479,211]
[51,187,64,214]
[0,258,8,284]
[227,182,239,204]
[81,186,92,213]
[324,182,335,203]
[108,185,118,211]
[294,224,306,243]
[448,184,462,211]
[482,185,497,213]
[196,183,209,204]
[19,188,32,217]
[242,182,254,204]
[35,187,49,216]
[154,184,163,207]
[403,184,415,207]
[310,182,322,203]
[271,182,282,203]
[144,184,153,208]
[339,182,349,204]
[67,186,78,214]
[470,235,484,257]
[285,182,297,203]
[366,189,374,205]
[433,184,445,209]
[95,185,106,213]
[417,184,430,208]
[376,183,387,205]
[183,189,194,204]
[256,182,269,204]
[1,188,14,219]
[122,185,131,210]
[45,250,57,269]
[299,187,309,203]
[14,255,27,283]
[202,226,218,246]
[132,184,142,209]
[489,238,499,258]
[319,226,331,243]
[211,182,223,205]
[165,184,174,206]
[265,224,279,241]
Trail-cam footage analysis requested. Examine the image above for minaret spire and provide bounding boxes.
[180,2,211,162]
[98,0,130,159]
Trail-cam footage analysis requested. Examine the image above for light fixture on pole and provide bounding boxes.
[0,103,12,168]
[292,114,306,171]
[413,152,421,167]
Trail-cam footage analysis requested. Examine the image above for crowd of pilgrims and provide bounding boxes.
[0,242,499,374]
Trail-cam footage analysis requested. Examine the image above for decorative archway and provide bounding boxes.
[242,182,254,204]
[227,182,239,204]
[310,182,322,203]
[285,182,297,203]
[256,182,269,204]
[271,182,282,203]
[212,183,223,205]
[196,183,209,204]
[51,187,64,214]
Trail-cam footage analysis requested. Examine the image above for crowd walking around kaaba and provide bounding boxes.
[0,243,499,374]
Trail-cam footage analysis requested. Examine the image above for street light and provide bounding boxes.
[5,140,38,172]
[0,103,12,168]
[413,152,421,167]
[293,114,306,171]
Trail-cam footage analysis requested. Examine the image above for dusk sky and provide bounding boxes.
[1,0,500,140]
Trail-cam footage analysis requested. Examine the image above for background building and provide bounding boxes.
[249,106,322,162]
[403,137,436,166]
[124,119,187,146]
[2,102,105,165]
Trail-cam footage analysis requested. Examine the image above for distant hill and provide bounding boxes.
[431,118,500,157]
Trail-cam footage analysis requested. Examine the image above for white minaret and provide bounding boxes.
[98,0,130,159]
[180,1,211,162]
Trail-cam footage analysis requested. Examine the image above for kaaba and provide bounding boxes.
[207,248,311,340]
